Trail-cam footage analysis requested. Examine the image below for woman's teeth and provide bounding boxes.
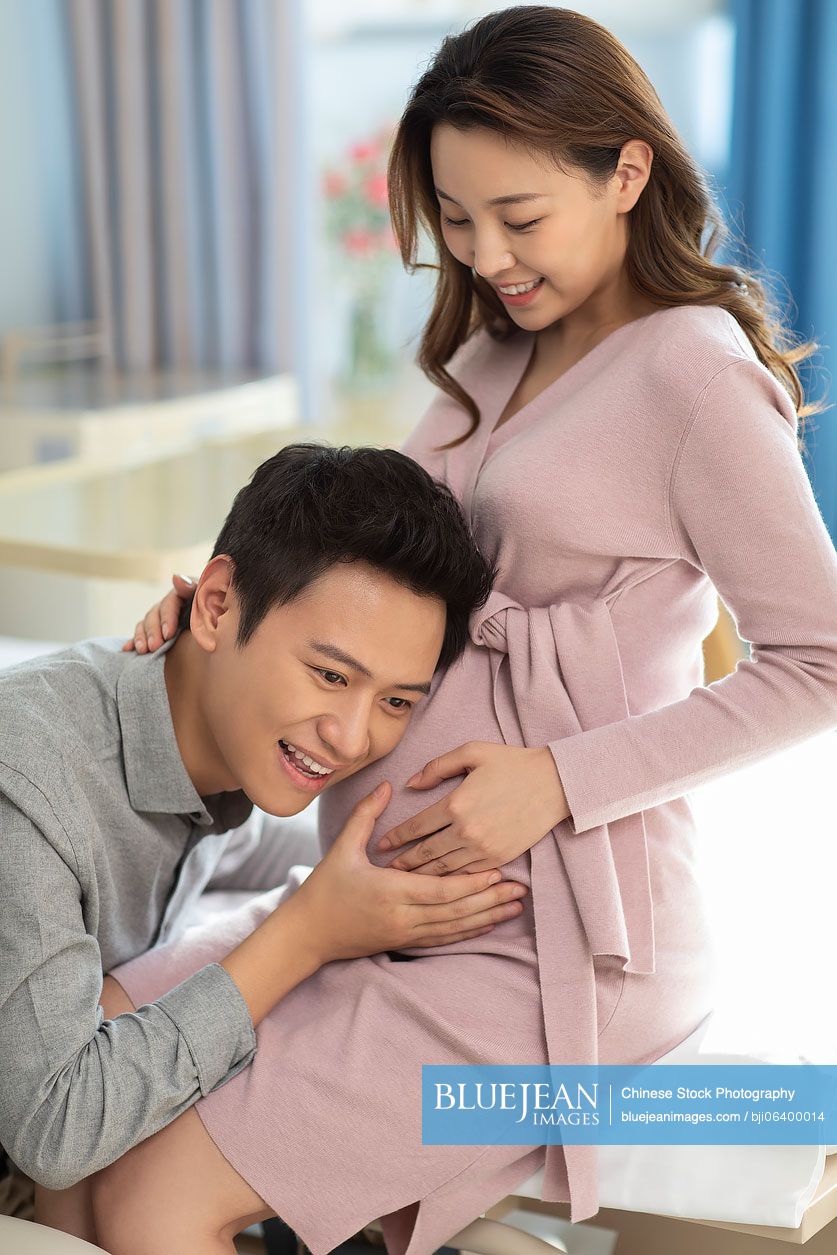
[498,277,543,295]
[279,739,335,777]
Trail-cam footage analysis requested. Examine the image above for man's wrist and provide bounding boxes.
[275,884,332,974]
[219,892,326,1027]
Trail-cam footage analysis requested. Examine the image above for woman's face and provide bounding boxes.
[430,123,650,333]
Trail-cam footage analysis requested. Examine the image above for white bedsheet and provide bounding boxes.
[513,1009,834,1227]
[511,730,837,1228]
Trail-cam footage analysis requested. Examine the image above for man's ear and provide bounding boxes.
[189,555,237,653]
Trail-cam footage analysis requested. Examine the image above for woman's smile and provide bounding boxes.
[495,276,546,306]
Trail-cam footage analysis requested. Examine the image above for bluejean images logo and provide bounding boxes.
[422,1064,837,1146]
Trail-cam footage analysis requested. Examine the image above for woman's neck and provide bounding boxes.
[536,278,661,361]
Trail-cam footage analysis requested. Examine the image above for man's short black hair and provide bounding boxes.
[192,442,496,670]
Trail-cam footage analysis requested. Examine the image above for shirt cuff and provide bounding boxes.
[155,962,257,1097]
[548,733,607,835]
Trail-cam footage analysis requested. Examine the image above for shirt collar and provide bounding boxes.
[116,632,241,826]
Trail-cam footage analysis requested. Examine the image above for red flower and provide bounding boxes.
[349,141,378,163]
[343,229,375,256]
[364,173,389,207]
[322,171,347,198]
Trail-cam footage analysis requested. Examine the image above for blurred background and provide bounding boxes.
[0,3,835,1228]
[0,0,834,641]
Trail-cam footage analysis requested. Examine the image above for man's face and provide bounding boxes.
[199,560,445,815]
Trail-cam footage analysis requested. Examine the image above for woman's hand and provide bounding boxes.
[378,742,571,875]
[121,574,196,653]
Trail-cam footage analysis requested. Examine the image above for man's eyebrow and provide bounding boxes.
[307,640,432,696]
[434,187,547,208]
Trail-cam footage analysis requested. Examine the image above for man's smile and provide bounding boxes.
[277,739,340,792]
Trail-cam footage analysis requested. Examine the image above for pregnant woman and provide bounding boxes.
[91,6,837,1254]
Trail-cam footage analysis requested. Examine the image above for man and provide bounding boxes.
[0,443,526,1230]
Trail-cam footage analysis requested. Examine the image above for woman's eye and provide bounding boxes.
[442,215,541,232]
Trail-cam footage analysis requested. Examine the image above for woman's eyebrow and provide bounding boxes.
[307,640,432,696]
[434,187,547,207]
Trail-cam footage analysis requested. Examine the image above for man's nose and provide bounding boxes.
[319,705,372,766]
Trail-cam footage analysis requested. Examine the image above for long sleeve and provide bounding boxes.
[0,803,257,1190]
[548,358,837,834]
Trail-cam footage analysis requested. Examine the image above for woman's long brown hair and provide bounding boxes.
[387,4,824,451]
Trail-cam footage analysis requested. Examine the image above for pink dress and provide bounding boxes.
[112,304,837,1254]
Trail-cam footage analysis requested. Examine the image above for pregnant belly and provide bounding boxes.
[318,642,508,866]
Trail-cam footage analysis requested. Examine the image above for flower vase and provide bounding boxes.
[345,286,395,393]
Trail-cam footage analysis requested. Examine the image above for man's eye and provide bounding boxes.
[386,697,412,711]
[317,669,346,686]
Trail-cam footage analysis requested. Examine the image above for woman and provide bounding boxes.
[77,7,837,1253]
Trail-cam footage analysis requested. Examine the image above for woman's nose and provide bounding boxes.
[473,239,515,282]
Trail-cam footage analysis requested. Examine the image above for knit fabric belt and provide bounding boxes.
[470,587,657,1221]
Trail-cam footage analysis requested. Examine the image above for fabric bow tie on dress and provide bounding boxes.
[469,587,657,1221]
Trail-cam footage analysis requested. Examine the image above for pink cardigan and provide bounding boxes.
[392,302,837,1223]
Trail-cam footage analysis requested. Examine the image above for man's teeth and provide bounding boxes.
[499,277,542,295]
[280,740,335,776]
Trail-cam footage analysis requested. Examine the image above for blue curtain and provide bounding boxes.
[727,0,837,540]
[727,0,837,539]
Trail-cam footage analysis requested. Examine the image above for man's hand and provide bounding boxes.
[295,781,529,962]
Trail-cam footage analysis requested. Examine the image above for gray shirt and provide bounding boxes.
[0,635,285,1189]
